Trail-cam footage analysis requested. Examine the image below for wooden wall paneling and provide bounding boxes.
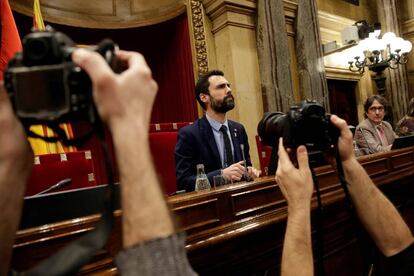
[316,0,378,24]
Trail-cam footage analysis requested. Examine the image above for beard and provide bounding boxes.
[210,95,235,113]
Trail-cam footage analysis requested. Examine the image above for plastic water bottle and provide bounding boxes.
[195,164,211,191]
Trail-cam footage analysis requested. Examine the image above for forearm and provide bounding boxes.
[282,206,313,276]
[0,163,29,275]
[342,158,414,256]
[111,121,175,248]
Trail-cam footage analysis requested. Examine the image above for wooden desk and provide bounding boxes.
[11,147,414,275]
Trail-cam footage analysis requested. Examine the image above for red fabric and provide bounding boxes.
[255,135,272,176]
[149,122,192,132]
[148,13,198,123]
[0,0,22,80]
[70,121,119,185]
[26,151,97,196]
[149,132,178,195]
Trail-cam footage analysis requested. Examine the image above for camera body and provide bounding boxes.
[258,100,339,152]
[4,29,117,125]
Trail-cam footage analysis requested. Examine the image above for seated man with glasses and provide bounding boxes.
[354,95,397,154]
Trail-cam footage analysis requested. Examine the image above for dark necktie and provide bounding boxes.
[220,125,234,167]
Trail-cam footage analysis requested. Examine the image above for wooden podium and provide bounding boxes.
[11,147,414,275]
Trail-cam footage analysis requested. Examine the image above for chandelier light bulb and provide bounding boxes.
[366,37,381,52]
[391,37,404,53]
[350,44,364,59]
[382,32,396,45]
[400,40,413,53]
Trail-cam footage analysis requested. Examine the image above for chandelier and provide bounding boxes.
[348,32,412,75]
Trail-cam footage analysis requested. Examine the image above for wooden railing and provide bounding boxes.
[11,147,414,275]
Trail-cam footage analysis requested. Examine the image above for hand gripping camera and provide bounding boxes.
[257,100,339,153]
[4,28,119,142]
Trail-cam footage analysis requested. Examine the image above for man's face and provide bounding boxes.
[205,75,235,113]
[366,99,385,124]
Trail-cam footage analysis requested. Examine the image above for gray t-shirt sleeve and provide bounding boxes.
[115,232,198,276]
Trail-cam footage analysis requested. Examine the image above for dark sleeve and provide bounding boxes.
[175,128,197,192]
[115,233,198,276]
[241,126,252,167]
[387,243,414,276]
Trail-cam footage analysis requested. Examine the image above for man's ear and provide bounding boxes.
[200,93,209,104]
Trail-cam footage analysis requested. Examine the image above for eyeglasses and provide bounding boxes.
[368,106,385,112]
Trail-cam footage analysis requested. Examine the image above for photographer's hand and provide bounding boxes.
[0,84,33,275]
[276,138,314,209]
[276,138,314,276]
[330,115,355,164]
[73,49,175,248]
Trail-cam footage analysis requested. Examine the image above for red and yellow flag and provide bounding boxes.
[0,0,21,80]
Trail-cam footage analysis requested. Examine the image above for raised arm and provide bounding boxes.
[73,49,196,275]
[276,138,314,276]
[331,115,413,257]
[0,85,33,275]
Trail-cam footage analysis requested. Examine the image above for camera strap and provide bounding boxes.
[334,151,375,276]
[13,125,116,276]
[25,122,95,147]
[310,165,325,276]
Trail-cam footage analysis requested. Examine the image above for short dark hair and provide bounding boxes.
[195,70,224,110]
[364,95,388,116]
[407,98,414,117]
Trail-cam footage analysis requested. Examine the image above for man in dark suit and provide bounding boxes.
[175,70,260,192]
[354,95,397,154]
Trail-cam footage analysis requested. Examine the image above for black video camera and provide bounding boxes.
[4,28,118,127]
[257,100,339,152]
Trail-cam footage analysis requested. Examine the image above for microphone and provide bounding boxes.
[240,144,251,181]
[35,178,72,196]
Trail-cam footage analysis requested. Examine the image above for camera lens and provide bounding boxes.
[257,112,290,147]
[24,38,50,64]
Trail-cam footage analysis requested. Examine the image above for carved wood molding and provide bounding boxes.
[203,0,257,34]
[325,66,363,81]
[188,0,209,75]
[402,18,414,37]
[11,0,186,29]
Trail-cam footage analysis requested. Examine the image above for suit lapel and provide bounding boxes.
[228,121,242,162]
[200,116,221,166]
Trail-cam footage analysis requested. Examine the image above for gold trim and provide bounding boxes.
[189,0,209,76]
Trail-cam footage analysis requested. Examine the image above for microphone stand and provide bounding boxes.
[240,144,252,181]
